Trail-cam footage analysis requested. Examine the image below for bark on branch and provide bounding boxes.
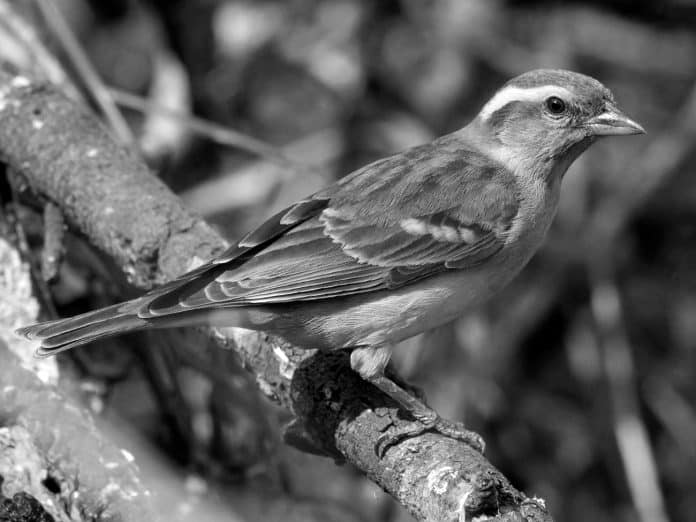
[0,69,552,522]
[0,235,154,522]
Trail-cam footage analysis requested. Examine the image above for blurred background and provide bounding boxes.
[3,0,696,521]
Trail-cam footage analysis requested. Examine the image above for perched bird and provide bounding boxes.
[17,69,644,454]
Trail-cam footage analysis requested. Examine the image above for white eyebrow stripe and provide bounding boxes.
[479,85,574,121]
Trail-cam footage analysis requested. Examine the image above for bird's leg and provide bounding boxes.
[350,345,485,457]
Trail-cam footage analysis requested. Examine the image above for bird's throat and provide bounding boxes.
[553,136,595,179]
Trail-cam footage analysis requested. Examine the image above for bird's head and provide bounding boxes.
[474,69,644,179]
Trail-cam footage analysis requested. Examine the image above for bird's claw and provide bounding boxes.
[375,414,485,458]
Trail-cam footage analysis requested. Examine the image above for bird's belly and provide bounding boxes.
[233,256,527,350]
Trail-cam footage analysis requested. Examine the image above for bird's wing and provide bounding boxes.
[142,135,520,317]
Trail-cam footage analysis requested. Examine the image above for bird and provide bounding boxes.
[16,69,644,455]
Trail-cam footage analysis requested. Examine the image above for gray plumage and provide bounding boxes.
[17,69,644,366]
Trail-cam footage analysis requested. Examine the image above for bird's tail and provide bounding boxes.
[15,297,152,357]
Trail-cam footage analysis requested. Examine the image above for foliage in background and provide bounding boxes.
[3,0,696,521]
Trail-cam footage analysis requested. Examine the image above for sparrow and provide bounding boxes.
[17,69,644,454]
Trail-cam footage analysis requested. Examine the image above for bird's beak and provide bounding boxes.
[585,105,646,136]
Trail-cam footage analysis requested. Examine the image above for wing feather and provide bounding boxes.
[141,134,520,317]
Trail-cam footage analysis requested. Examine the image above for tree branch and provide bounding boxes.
[0,69,552,522]
[0,234,154,522]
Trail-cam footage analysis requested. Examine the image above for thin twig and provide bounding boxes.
[643,377,696,460]
[34,0,135,147]
[6,169,59,320]
[110,87,305,170]
[40,201,65,283]
[0,0,80,98]
[589,274,669,522]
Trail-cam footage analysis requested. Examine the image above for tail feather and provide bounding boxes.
[16,298,151,357]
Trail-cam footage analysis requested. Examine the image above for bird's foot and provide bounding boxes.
[384,369,428,402]
[375,411,485,458]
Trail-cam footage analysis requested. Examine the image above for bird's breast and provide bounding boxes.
[505,172,561,251]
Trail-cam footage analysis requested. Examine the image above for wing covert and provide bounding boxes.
[142,134,520,315]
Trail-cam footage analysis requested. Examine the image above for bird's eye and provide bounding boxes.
[545,96,567,115]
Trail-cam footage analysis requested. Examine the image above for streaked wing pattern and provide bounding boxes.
[321,208,504,267]
[143,198,331,315]
[141,136,520,317]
